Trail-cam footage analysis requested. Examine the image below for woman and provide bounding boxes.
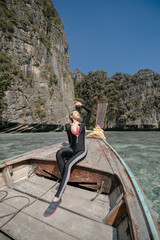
[44,101,92,217]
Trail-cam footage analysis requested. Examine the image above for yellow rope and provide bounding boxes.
[87,126,106,140]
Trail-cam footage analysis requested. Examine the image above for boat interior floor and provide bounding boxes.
[0,174,118,240]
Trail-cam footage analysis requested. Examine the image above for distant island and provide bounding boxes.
[0,0,160,132]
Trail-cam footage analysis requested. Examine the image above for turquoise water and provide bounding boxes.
[105,131,160,226]
[0,131,160,225]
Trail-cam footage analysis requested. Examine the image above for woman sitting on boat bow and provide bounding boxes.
[44,101,92,217]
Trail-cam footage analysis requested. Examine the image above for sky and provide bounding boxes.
[52,0,160,77]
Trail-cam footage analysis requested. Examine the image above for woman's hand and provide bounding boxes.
[73,101,82,107]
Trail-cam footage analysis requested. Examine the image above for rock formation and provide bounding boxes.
[73,68,85,84]
[74,69,160,130]
[0,0,74,132]
[0,0,159,132]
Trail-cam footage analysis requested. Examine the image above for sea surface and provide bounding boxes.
[0,131,160,225]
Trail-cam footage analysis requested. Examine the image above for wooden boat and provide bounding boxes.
[0,130,160,240]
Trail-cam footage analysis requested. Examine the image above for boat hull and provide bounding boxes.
[0,136,159,240]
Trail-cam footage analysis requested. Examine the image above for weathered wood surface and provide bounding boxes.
[35,161,114,194]
[0,143,62,168]
[0,202,76,240]
[0,182,117,240]
[0,138,115,193]
[0,164,33,189]
[2,167,14,188]
[104,199,127,227]
[118,217,132,240]
[0,232,11,240]
[0,138,114,175]
[1,136,159,239]
[98,139,152,240]
[78,138,114,174]
[13,175,110,222]
[29,175,109,203]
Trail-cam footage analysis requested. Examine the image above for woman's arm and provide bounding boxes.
[81,105,92,126]
[74,101,92,126]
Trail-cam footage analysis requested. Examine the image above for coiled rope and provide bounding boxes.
[0,178,60,230]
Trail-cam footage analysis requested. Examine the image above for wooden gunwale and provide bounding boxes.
[99,136,160,240]
[0,143,62,168]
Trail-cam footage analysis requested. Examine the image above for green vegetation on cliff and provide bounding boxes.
[0,0,70,120]
[37,0,63,29]
[0,0,73,127]
[74,70,160,130]
[0,52,19,116]
[0,0,17,39]
[0,52,37,117]
[0,0,65,49]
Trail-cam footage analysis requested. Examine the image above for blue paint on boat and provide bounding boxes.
[102,138,160,240]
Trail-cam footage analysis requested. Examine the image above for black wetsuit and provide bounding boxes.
[55,105,92,198]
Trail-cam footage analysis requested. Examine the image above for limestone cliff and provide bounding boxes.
[74,69,160,130]
[73,68,85,84]
[0,0,74,131]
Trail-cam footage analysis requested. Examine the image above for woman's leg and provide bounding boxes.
[43,148,87,217]
[56,147,74,177]
[55,149,87,199]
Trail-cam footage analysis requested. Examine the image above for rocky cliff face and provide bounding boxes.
[74,69,160,130]
[107,69,160,130]
[73,68,85,84]
[0,0,74,131]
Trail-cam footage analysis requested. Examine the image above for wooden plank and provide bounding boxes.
[12,164,33,183]
[0,232,11,240]
[77,138,114,174]
[0,144,62,169]
[35,161,114,194]
[96,103,108,128]
[2,167,14,188]
[0,188,117,240]
[0,173,6,188]
[14,176,110,222]
[0,202,76,240]
[103,199,127,227]
[109,186,122,209]
[29,175,109,203]
[118,217,132,240]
